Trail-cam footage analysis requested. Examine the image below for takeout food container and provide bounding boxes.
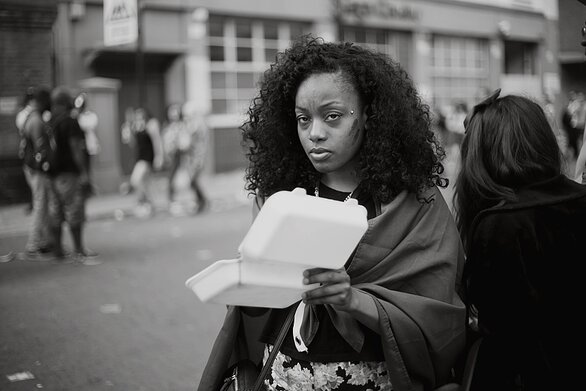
[185,187,368,308]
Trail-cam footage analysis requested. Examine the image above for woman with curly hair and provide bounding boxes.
[454,91,586,391]
[199,36,466,391]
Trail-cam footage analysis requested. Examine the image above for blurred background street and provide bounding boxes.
[0,170,252,391]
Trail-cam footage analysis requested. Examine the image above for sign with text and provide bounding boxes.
[103,0,138,47]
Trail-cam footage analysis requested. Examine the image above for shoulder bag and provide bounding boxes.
[219,306,295,391]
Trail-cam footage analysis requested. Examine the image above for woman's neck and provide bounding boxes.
[321,170,360,193]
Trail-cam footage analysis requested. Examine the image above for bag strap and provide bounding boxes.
[252,305,296,391]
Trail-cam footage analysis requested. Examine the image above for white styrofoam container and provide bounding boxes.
[185,187,368,308]
[238,187,368,268]
[185,258,320,308]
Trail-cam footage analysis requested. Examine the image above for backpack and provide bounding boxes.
[22,111,57,173]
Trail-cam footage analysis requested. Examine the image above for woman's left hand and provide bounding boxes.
[301,268,358,312]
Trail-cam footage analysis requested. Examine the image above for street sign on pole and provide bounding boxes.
[103,0,138,47]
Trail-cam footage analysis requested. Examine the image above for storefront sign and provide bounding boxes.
[337,0,418,21]
[103,0,138,47]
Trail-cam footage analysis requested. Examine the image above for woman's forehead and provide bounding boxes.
[295,72,358,107]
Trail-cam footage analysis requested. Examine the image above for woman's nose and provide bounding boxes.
[308,121,326,142]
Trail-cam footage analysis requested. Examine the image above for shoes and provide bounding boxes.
[49,248,72,264]
[0,252,16,263]
[134,203,153,218]
[119,181,132,195]
[169,201,186,216]
[23,250,56,262]
[196,201,208,214]
[72,251,101,265]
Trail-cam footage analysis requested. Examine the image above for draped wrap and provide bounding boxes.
[197,187,466,391]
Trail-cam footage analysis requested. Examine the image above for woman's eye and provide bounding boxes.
[296,115,310,125]
[325,113,341,121]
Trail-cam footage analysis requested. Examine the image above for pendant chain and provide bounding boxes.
[314,184,355,202]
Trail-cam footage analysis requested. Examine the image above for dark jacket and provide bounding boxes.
[464,175,586,391]
[49,111,87,176]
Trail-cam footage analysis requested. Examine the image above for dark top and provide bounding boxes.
[135,129,154,164]
[49,112,86,176]
[465,175,586,391]
[259,182,383,362]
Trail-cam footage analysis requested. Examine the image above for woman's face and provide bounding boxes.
[168,105,181,121]
[134,109,146,128]
[295,72,366,181]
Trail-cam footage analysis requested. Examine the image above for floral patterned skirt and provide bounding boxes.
[262,345,393,391]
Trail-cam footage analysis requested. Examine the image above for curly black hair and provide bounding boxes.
[242,35,447,203]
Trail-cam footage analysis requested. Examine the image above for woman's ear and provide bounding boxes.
[362,105,370,130]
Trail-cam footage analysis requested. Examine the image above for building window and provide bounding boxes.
[341,26,411,71]
[207,15,311,115]
[504,40,536,75]
[430,35,490,109]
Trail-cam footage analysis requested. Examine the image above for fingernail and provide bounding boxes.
[303,278,309,284]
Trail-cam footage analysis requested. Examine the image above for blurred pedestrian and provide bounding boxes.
[19,86,54,261]
[561,89,586,159]
[182,102,209,213]
[573,126,586,184]
[445,100,468,147]
[430,104,449,148]
[454,90,586,390]
[128,107,163,217]
[15,87,35,133]
[47,86,97,263]
[121,106,135,145]
[199,36,465,391]
[73,92,100,195]
[161,103,190,209]
[16,86,37,215]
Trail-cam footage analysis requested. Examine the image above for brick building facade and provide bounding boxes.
[0,0,57,205]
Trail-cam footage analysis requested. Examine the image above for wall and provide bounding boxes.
[0,0,57,205]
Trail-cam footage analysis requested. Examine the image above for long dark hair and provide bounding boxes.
[454,94,562,248]
[241,35,446,202]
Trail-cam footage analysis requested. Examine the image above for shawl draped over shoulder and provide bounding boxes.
[197,187,466,391]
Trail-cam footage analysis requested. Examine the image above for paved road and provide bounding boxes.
[0,204,252,391]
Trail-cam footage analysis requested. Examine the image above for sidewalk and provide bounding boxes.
[0,169,251,238]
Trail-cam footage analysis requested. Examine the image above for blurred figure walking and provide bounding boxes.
[162,103,190,210]
[182,102,209,213]
[561,90,586,160]
[128,107,163,217]
[47,87,97,263]
[445,101,468,147]
[73,92,100,194]
[16,87,36,215]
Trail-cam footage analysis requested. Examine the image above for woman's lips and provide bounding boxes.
[309,148,332,161]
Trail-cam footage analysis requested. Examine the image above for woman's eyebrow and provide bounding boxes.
[295,101,344,111]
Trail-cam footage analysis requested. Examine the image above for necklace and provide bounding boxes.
[314,183,356,202]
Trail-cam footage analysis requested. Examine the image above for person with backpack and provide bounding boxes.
[20,86,54,261]
[47,86,97,264]
[16,87,36,215]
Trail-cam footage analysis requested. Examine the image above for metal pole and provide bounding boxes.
[136,0,144,108]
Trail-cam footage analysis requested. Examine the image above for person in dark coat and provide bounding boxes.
[47,86,97,263]
[454,90,586,391]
